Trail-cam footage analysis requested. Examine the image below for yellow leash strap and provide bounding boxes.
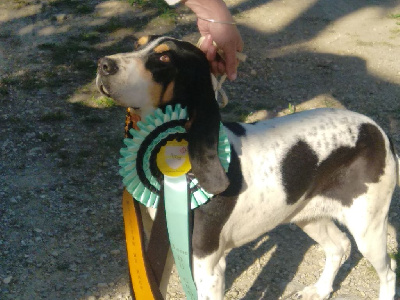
[122,189,163,300]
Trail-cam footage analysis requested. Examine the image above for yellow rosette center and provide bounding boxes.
[156,139,191,177]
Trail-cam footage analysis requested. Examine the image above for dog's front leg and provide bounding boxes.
[193,253,226,300]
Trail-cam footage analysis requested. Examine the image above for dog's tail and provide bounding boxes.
[389,138,400,186]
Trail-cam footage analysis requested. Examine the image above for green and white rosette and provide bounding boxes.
[119,104,231,300]
[119,104,231,209]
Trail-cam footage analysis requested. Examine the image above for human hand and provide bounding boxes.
[197,23,243,80]
[184,0,243,81]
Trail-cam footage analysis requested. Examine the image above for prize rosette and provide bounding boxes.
[119,104,231,209]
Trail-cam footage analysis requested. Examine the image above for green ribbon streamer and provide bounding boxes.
[164,175,197,300]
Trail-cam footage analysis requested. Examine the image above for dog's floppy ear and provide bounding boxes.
[166,40,229,194]
[186,85,230,195]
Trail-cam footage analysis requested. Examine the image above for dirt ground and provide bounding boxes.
[0,0,399,299]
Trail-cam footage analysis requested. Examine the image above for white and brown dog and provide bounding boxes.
[97,36,399,300]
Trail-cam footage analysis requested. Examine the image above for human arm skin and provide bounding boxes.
[167,0,243,80]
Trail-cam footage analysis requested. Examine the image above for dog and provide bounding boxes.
[96,35,399,300]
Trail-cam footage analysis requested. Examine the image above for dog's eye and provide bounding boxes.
[159,54,170,63]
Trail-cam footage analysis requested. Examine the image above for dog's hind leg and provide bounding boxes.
[344,197,396,300]
[295,218,351,300]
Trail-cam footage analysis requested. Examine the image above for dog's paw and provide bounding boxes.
[293,285,330,300]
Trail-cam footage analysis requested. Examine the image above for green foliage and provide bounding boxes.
[288,103,296,114]
[127,0,175,18]
[389,252,400,280]
[92,96,116,108]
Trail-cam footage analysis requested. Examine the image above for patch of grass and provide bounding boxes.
[288,103,296,114]
[90,96,116,108]
[389,13,400,19]
[128,0,167,9]
[390,28,400,35]
[13,0,30,9]
[159,8,177,20]
[389,252,400,279]
[40,111,69,122]
[127,0,176,19]
[238,110,251,122]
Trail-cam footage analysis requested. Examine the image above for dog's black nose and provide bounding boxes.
[98,57,118,76]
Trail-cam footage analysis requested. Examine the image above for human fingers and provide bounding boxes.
[223,45,238,81]
[217,60,226,75]
[206,44,217,62]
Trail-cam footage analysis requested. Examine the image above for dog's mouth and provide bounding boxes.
[96,75,141,110]
[96,75,111,98]
[99,84,111,98]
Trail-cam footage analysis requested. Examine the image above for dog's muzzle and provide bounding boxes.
[96,57,119,97]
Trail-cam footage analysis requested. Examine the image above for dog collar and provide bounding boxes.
[119,104,231,209]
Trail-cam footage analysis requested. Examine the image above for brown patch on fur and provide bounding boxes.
[309,123,386,206]
[160,81,175,104]
[124,108,141,138]
[137,36,149,47]
[281,123,386,207]
[154,44,170,53]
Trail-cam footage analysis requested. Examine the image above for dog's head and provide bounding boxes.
[97,35,229,194]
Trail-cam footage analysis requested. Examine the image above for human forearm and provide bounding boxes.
[183,0,234,23]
